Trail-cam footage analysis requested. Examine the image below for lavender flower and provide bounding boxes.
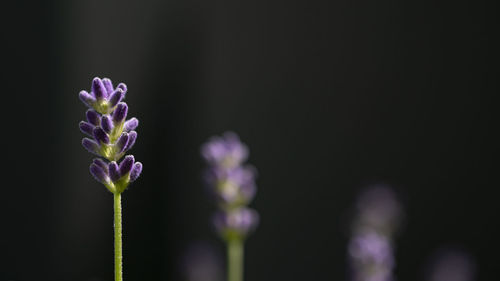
[79,77,143,190]
[201,132,258,281]
[348,185,403,281]
[202,132,259,239]
[78,77,142,281]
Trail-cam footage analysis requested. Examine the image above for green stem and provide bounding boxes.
[114,193,123,281]
[227,238,244,281]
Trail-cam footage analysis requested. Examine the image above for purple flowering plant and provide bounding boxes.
[348,185,403,281]
[201,132,259,281]
[79,77,142,281]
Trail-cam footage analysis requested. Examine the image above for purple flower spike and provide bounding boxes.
[79,77,142,192]
[79,91,96,107]
[129,162,143,182]
[102,78,114,94]
[101,115,113,134]
[112,102,128,124]
[108,89,124,108]
[124,118,139,132]
[92,77,107,99]
[79,121,95,136]
[116,133,130,153]
[108,161,120,182]
[82,138,100,155]
[119,155,135,176]
[93,127,110,144]
[347,186,403,281]
[90,163,110,185]
[202,132,259,240]
[86,110,100,126]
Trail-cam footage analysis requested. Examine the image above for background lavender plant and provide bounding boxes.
[348,185,403,281]
[201,132,259,281]
[79,77,143,281]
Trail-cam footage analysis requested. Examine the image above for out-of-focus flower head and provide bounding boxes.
[348,185,403,281]
[201,132,258,240]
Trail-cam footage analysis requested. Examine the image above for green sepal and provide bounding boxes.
[112,173,131,194]
[92,99,119,115]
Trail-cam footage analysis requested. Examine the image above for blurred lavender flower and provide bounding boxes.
[79,77,142,192]
[201,132,258,281]
[348,185,403,281]
[426,248,476,281]
[202,132,259,239]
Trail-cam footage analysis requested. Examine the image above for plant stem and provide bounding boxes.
[114,193,123,281]
[227,238,244,281]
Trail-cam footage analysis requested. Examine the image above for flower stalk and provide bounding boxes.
[114,193,123,281]
[227,238,244,281]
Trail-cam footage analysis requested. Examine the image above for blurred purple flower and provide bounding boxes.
[201,132,258,240]
[348,185,403,281]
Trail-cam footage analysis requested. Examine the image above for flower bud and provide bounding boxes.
[93,127,110,144]
[119,155,135,176]
[112,103,128,124]
[129,162,143,182]
[92,77,107,99]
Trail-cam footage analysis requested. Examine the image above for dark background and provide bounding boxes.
[1,0,498,280]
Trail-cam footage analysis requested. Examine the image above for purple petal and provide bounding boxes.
[124,131,137,151]
[86,110,100,126]
[79,121,95,136]
[124,118,139,132]
[117,83,127,95]
[108,89,124,108]
[82,138,100,155]
[92,77,107,99]
[102,78,114,96]
[93,127,110,144]
[112,102,128,123]
[93,158,109,173]
[119,155,135,176]
[101,115,113,134]
[108,161,120,182]
[79,91,96,107]
[129,162,143,182]
[90,163,110,184]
